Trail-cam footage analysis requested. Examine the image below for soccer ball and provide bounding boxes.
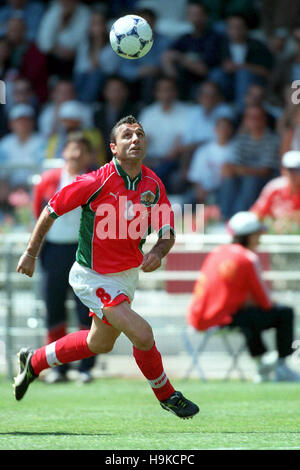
[109,15,153,60]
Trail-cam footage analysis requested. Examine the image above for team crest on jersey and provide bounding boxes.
[140,190,156,207]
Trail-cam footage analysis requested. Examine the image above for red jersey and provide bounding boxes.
[187,244,272,331]
[46,157,175,274]
[251,176,300,220]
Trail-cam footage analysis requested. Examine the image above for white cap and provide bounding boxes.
[9,104,35,120]
[282,150,300,169]
[58,100,84,121]
[227,211,266,236]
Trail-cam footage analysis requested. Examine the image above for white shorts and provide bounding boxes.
[69,261,139,319]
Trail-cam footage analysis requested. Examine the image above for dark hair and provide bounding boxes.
[232,234,251,247]
[110,115,144,143]
[65,132,93,152]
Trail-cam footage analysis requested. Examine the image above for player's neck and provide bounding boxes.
[115,157,142,180]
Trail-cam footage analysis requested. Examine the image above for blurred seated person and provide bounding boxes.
[179,81,235,174]
[0,0,45,41]
[251,151,300,234]
[0,104,45,191]
[5,77,39,118]
[279,106,300,157]
[93,76,140,157]
[269,27,300,110]
[0,36,10,136]
[38,79,92,139]
[46,100,106,168]
[119,7,171,103]
[73,7,121,103]
[138,75,196,192]
[239,84,280,130]
[187,211,300,383]
[33,134,96,383]
[185,117,236,204]
[37,0,91,78]
[211,14,273,110]
[161,1,222,99]
[219,105,279,220]
[5,15,48,103]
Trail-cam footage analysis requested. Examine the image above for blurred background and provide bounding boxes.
[1,0,300,381]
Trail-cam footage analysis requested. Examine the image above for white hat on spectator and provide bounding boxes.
[9,104,35,121]
[227,211,266,236]
[282,151,300,169]
[58,100,85,121]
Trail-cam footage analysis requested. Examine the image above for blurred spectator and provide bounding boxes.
[211,14,273,109]
[161,1,222,99]
[179,81,234,171]
[0,104,45,195]
[37,0,91,78]
[239,84,281,130]
[5,77,39,117]
[138,75,195,191]
[38,79,92,139]
[276,85,300,136]
[251,150,300,234]
[93,75,140,157]
[0,36,10,136]
[46,100,106,168]
[5,16,48,102]
[119,7,171,103]
[187,210,300,383]
[201,0,260,30]
[134,0,191,40]
[280,106,300,157]
[185,117,236,204]
[269,28,300,111]
[260,0,300,36]
[219,105,279,219]
[0,35,10,80]
[74,7,120,103]
[0,0,45,41]
[33,134,96,384]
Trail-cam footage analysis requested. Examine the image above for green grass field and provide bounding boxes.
[0,377,300,450]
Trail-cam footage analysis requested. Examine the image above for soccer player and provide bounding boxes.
[14,115,199,419]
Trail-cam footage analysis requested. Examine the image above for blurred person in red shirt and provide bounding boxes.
[33,133,96,383]
[251,150,300,233]
[187,211,300,382]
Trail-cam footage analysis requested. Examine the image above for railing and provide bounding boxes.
[1,232,300,378]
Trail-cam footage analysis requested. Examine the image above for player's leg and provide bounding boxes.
[102,302,199,418]
[13,316,120,401]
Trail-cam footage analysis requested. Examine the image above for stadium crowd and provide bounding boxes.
[0,0,300,235]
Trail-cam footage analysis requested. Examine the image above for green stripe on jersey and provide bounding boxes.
[76,205,96,269]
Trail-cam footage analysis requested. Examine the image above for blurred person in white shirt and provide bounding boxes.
[186,117,236,204]
[138,75,195,191]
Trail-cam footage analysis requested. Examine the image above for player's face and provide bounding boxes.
[110,124,146,161]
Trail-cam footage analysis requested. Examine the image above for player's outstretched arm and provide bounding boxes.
[17,207,55,277]
[141,231,175,273]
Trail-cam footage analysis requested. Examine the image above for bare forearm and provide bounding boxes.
[150,232,175,259]
[26,207,54,257]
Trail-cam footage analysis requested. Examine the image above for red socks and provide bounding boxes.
[31,330,96,376]
[133,342,175,401]
[31,331,174,403]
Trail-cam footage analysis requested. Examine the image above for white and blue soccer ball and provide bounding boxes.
[109,15,153,60]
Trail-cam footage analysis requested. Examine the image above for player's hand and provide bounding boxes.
[141,253,162,272]
[16,252,37,278]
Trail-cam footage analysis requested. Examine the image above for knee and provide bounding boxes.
[134,323,154,351]
[87,333,115,355]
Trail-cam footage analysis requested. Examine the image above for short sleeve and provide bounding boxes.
[46,171,100,219]
[150,180,175,238]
